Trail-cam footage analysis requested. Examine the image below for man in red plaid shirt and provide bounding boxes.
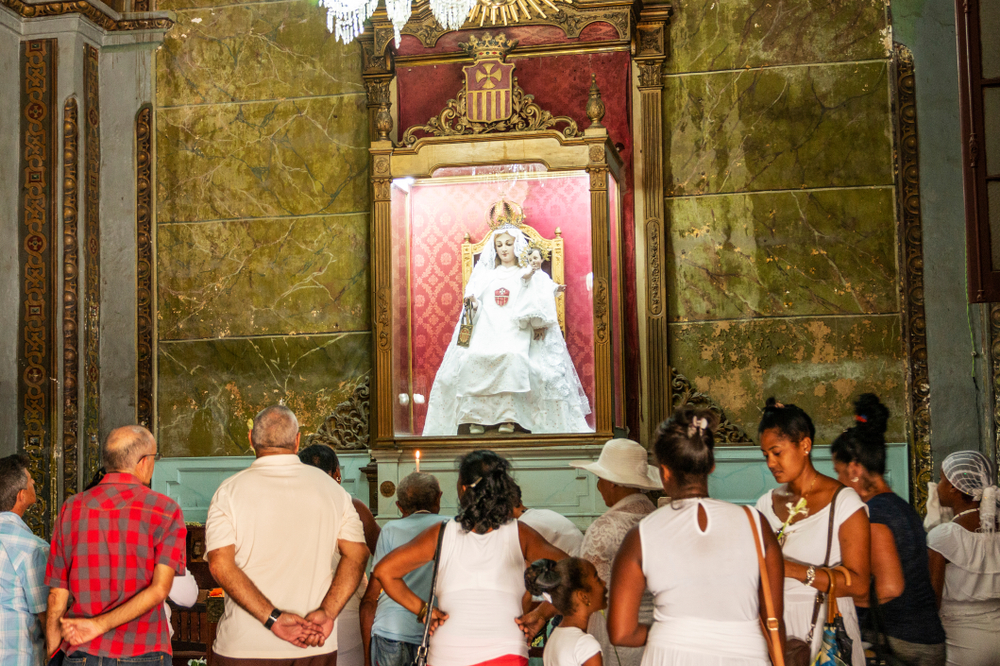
[45,425,186,666]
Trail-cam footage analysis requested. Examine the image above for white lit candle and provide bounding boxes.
[415,450,421,472]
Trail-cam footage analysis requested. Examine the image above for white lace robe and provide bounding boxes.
[580,493,656,666]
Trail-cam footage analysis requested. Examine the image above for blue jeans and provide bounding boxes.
[371,634,420,666]
[63,652,170,666]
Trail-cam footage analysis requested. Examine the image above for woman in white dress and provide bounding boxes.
[606,407,786,666]
[422,211,591,436]
[754,398,871,666]
[926,450,1000,666]
[570,439,662,666]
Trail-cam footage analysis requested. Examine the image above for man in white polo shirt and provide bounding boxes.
[206,405,369,666]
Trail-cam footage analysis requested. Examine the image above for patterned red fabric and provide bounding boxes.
[397,48,640,435]
[393,173,595,434]
[46,472,186,657]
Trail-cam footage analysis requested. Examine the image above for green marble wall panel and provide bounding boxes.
[663,61,894,196]
[157,2,364,108]
[157,332,371,457]
[667,187,898,322]
[666,0,889,74]
[157,94,369,223]
[669,314,905,444]
[158,213,369,340]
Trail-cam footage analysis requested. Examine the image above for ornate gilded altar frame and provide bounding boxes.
[370,128,625,449]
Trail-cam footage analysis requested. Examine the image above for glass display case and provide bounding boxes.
[370,129,624,448]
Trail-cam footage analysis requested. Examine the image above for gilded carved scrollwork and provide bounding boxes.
[365,79,391,108]
[20,39,57,536]
[670,368,753,444]
[990,305,1000,468]
[136,105,154,431]
[645,219,662,316]
[401,77,579,145]
[63,98,80,498]
[307,375,371,450]
[394,3,630,49]
[84,46,101,476]
[636,61,663,89]
[594,278,609,345]
[893,44,933,513]
[376,288,391,352]
[0,0,173,31]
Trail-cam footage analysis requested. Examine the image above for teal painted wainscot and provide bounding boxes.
[153,443,908,528]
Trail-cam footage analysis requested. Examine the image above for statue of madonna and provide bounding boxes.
[421,203,592,436]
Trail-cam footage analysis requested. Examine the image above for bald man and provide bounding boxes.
[45,426,186,665]
[206,405,369,666]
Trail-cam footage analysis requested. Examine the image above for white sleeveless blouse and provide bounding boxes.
[429,520,528,666]
[638,498,769,666]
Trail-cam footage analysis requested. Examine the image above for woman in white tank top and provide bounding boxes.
[374,450,568,666]
[607,408,786,666]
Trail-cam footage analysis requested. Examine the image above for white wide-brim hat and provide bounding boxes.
[569,438,662,491]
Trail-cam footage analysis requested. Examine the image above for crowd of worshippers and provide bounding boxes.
[2,396,999,666]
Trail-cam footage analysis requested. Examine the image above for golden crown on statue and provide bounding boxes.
[459,33,519,61]
[487,198,525,230]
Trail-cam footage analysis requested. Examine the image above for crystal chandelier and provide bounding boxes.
[321,0,569,46]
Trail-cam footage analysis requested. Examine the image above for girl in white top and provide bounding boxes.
[927,450,1000,666]
[754,398,871,666]
[608,407,786,666]
[524,558,604,666]
[374,450,568,666]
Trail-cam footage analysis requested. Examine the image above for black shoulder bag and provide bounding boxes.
[413,520,448,666]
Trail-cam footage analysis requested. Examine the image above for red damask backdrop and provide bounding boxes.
[392,173,596,435]
[395,28,640,435]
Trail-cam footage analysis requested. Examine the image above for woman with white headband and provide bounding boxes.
[926,450,1000,666]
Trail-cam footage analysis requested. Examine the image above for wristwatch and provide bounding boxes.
[804,565,817,587]
[264,608,283,630]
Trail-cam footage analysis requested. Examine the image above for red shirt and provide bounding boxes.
[46,472,186,657]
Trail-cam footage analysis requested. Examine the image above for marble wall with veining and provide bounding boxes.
[663,0,905,443]
[154,0,371,456]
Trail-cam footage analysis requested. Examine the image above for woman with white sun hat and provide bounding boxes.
[571,439,662,666]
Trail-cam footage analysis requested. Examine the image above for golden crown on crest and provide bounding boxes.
[459,33,519,62]
[487,198,525,231]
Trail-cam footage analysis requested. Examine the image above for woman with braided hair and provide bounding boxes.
[831,394,946,666]
[926,450,1000,666]
[374,450,568,666]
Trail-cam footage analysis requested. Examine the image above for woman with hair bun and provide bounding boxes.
[755,398,870,666]
[607,406,786,666]
[831,394,946,666]
[524,558,605,666]
[374,450,568,666]
[926,450,1000,666]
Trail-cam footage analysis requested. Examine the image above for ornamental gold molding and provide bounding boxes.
[0,0,174,31]
[83,45,101,476]
[392,1,630,50]
[136,105,154,432]
[989,304,1000,471]
[62,97,80,498]
[20,39,57,537]
[402,76,580,145]
[893,44,933,514]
